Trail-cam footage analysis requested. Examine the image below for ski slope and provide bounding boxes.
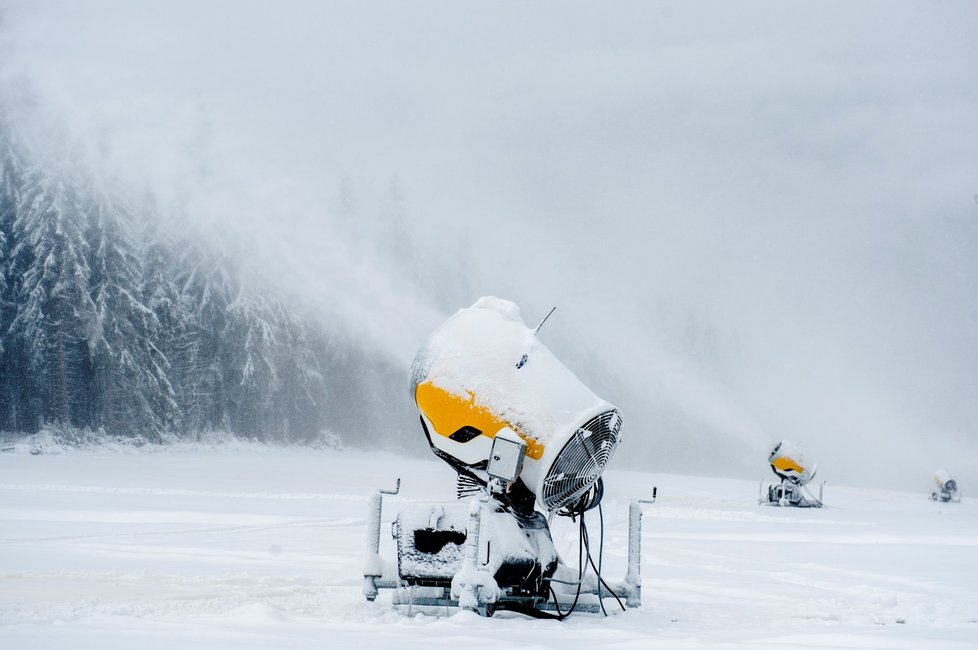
[1,447,976,649]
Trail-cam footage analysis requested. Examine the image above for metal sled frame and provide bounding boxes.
[930,489,962,504]
[362,479,656,615]
[758,478,825,508]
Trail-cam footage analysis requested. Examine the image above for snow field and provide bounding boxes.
[1,448,976,649]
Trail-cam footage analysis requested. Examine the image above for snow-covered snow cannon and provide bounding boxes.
[930,469,961,503]
[362,297,656,617]
[758,440,824,508]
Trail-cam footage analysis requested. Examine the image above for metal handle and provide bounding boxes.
[381,478,401,495]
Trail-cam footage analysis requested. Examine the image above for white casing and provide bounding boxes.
[411,297,620,509]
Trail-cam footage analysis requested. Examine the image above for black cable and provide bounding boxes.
[582,521,626,613]
[597,501,624,612]
[549,503,587,620]
[580,514,607,616]
[555,478,604,518]
[546,480,625,619]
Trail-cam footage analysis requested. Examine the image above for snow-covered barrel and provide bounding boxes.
[769,440,816,486]
[410,297,622,512]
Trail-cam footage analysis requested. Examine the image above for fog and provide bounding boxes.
[2,1,976,487]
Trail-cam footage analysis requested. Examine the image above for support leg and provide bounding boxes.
[363,479,400,601]
[624,488,657,608]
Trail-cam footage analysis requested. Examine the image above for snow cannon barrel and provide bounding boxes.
[409,297,623,513]
[768,440,816,486]
[934,469,957,493]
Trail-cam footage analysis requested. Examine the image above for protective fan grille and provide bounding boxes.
[541,410,622,511]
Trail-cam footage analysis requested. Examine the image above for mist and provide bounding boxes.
[2,1,976,488]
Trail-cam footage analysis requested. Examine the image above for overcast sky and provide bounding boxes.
[2,1,977,486]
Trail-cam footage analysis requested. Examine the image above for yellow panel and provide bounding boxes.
[773,456,804,475]
[415,381,544,460]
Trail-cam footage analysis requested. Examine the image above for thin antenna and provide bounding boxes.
[534,306,557,335]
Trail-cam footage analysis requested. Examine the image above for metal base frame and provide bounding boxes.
[362,478,656,616]
[758,478,825,508]
[930,489,962,503]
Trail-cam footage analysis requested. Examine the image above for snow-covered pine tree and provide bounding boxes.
[82,180,178,439]
[0,226,6,352]
[269,306,327,442]
[0,115,28,431]
[139,213,195,437]
[169,237,234,435]
[222,282,280,439]
[0,117,20,346]
[9,163,98,429]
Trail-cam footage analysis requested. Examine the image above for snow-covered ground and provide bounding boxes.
[1,447,976,649]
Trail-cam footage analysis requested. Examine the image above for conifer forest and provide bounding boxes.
[0,108,402,445]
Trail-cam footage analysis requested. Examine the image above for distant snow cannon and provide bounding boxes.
[362,297,657,618]
[930,469,961,503]
[759,440,824,508]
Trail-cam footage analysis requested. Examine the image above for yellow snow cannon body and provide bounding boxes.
[761,440,823,508]
[410,296,622,514]
[769,440,816,486]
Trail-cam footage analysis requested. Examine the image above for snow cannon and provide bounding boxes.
[362,297,657,619]
[759,440,823,508]
[409,296,622,513]
[930,469,961,503]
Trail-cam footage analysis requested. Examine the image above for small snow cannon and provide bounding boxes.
[758,440,823,508]
[930,469,961,503]
[363,297,656,617]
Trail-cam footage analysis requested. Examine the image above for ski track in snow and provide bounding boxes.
[1,449,976,649]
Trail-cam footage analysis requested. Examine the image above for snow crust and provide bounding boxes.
[395,501,556,586]
[410,296,610,454]
[2,448,977,649]
[395,504,468,581]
